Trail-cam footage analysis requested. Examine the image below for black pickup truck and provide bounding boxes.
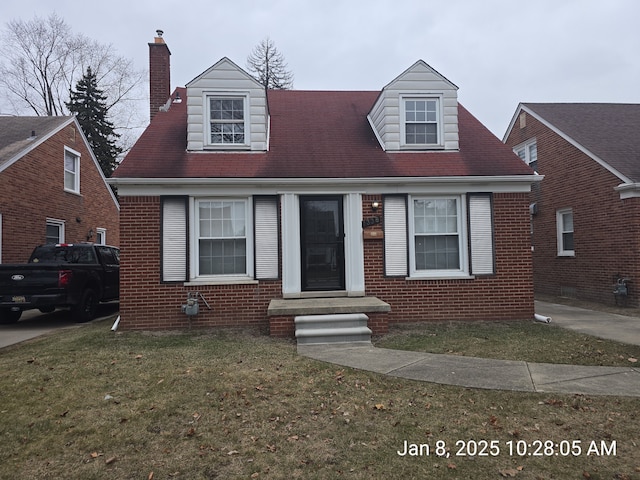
[0,243,119,324]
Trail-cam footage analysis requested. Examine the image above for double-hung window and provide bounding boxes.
[46,218,65,244]
[557,208,574,256]
[197,199,249,276]
[209,97,246,145]
[410,196,466,276]
[514,140,538,172]
[64,147,80,193]
[403,97,440,146]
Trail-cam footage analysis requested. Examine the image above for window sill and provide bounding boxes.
[557,252,575,258]
[64,188,82,197]
[203,145,251,151]
[185,278,259,286]
[406,274,475,281]
[399,144,445,151]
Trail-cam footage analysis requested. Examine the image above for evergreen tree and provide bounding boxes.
[66,67,122,177]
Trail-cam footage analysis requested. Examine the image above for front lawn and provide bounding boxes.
[0,317,638,479]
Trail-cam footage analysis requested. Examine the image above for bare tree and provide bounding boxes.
[246,37,294,90]
[0,13,146,151]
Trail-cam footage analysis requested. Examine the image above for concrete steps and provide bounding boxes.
[295,313,372,345]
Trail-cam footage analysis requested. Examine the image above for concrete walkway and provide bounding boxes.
[298,301,640,397]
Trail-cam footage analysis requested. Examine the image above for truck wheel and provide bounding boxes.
[0,308,22,324]
[72,289,98,323]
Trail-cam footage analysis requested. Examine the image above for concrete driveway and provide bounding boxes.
[0,303,119,349]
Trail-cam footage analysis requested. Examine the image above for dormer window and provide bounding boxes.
[208,95,248,146]
[401,96,442,148]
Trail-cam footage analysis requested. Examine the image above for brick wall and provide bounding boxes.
[505,112,639,306]
[364,192,534,323]
[0,123,120,263]
[118,196,280,331]
[118,191,534,332]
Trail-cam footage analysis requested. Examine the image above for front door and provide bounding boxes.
[300,196,345,291]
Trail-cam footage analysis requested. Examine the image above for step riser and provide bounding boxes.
[294,313,372,345]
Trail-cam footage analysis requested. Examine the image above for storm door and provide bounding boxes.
[300,196,345,291]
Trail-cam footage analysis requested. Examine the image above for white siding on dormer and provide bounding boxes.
[186,58,268,151]
[369,60,459,152]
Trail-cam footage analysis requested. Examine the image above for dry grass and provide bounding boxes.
[375,320,640,366]
[0,315,639,479]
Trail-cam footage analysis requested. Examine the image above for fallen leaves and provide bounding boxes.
[499,466,524,477]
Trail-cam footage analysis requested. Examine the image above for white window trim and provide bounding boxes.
[400,94,444,149]
[46,218,66,244]
[556,208,575,257]
[408,195,469,278]
[63,146,81,194]
[190,197,254,282]
[204,92,250,149]
[513,139,537,171]
[96,228,107,245]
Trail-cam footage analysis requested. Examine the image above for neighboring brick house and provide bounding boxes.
[109,33,538,335]
[0,116,120,263]
[504,103,640,307]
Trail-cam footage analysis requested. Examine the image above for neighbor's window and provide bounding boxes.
[403,97,440,146]
[557,208,574,256]
[514,140,538,172]
[96,228,106,245]
[64,147,80,193]
[209,97,246,145]
[411,197,464,275]
[46,218,65,244]
[197,199,248,276]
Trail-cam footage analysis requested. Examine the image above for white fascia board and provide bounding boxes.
[71,117,120,210]
[111,175,541,197]
[517,105,633,184]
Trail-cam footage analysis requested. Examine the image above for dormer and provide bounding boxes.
[368,60,459,151]
[186,58,269,151]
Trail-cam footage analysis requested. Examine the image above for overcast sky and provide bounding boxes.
[2,0,640,138]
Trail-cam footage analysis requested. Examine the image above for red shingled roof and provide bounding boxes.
[113,88,533,179]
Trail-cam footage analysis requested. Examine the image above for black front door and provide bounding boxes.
[300,196,345,291]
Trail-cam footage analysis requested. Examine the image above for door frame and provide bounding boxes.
[281,192,365,298]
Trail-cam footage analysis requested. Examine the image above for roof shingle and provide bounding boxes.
[113,88,533,179]
[522,103,640,182]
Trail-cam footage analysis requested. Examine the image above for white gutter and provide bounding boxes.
[615,182,640,199]
[109,175,542,196]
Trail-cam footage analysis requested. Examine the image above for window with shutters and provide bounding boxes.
[385,194,494,278]
[162,196,279,283]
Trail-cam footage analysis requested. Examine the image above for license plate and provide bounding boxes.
[12,296,26,303]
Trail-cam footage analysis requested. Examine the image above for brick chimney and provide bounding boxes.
[149,30,171,121]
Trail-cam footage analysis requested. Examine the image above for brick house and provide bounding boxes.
[109,33,537,336]
[0,116,120,263]
[504,103,640,307]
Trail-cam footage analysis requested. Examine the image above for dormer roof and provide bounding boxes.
[186,57,263,90]
[112,86,533,180]
[368,60,460,151]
